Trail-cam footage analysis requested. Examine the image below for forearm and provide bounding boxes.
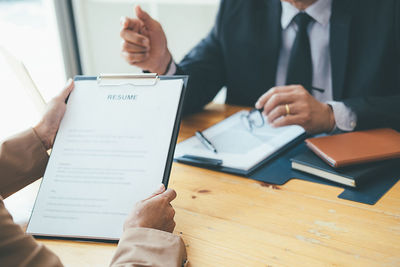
[110,228,187,267]
[0,199,63,266]
[0,128,49,198]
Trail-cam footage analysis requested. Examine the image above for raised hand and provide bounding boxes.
[120,6,172,74]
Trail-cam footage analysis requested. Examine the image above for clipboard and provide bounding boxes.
[75,74,189,188]
[27,74,188,242]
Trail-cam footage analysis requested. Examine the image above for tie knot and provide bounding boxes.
[293,12,313,29]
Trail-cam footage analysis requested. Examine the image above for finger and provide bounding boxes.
[159,188,177,202]
[267,104,296,123]
[120,29,149,48]
[166,206,176,219]
[120,16,142,31]
[140,24,149,36]
[121,40,149,53]
[120,16,129,29]
[272,114,302,128]
[136,6,155,28]
[58,78,74,100]
[144,184,166,201]
[121,51,149,64]
[255,86,297,109]
[262,92,297,116]
[166,220,176,233]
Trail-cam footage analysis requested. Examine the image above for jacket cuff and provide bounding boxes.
[110,228,187,267]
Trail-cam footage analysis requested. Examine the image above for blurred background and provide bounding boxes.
[0,0,219,141]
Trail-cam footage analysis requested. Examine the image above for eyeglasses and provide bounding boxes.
[241,108,265,132]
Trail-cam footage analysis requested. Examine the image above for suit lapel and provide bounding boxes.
[330,0,355,100]
[258,0,282,93]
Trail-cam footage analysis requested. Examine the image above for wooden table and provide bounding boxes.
[36,104,400,266]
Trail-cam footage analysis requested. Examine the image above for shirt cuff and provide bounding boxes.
[326,101,357,131]
[165,60,177,76]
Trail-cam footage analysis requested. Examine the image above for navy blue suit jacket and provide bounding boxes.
[176,0,400,131]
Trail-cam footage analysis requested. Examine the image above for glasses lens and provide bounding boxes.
[248,110,264,127]
[241,113,253,131]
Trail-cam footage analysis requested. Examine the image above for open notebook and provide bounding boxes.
[174,110,306,175]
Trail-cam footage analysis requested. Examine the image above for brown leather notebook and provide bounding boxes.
[305,128,400,168]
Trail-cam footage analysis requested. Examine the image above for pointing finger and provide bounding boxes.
[135,6,157,29]
[120,16,143,31]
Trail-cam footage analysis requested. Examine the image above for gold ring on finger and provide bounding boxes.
[285,104,290,116]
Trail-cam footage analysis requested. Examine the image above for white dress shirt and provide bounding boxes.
[277,0,356,131]
[167,0,357,131]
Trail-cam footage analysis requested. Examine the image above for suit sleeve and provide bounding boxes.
[342,2,400,132]
[110,228,187,267]
[0,128,49,199]
[176,0,227,115]
[342,95,400,131]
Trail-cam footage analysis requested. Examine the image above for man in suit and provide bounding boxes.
[0,80,187,266]
[120,0,400,134]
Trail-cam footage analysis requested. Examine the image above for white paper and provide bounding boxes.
[174,111,305,171]
[27,78,183,240]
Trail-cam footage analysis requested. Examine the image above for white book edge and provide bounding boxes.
[291,162,356,187]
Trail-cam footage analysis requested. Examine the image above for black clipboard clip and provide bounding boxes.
[97,73,159,87]
[176,155,223,168]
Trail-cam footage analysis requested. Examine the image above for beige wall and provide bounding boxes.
[72,0,219,75]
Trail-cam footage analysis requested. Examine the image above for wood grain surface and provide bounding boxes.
[37,104,400,267]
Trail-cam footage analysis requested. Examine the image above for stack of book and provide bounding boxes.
[291,129,400,187]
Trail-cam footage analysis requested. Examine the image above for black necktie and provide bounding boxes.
[285,12,314,91]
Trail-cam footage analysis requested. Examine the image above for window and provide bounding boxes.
[0,0,66,140]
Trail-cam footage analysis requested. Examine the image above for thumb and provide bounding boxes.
[157,188,177,203]
[135,6,156,29]
[59,78,74,101]
[144,184,166,201]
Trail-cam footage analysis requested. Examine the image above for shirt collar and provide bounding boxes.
[281,0,332,29]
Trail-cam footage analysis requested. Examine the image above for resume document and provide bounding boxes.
[27,78,184,240]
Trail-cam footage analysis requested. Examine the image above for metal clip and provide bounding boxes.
[97,73,159,87]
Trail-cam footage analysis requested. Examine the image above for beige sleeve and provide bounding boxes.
[110,228,188,267]
[0,199,63,267]
[0,129,186,267]
[0,128,49,198]
[0,129,63,266]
